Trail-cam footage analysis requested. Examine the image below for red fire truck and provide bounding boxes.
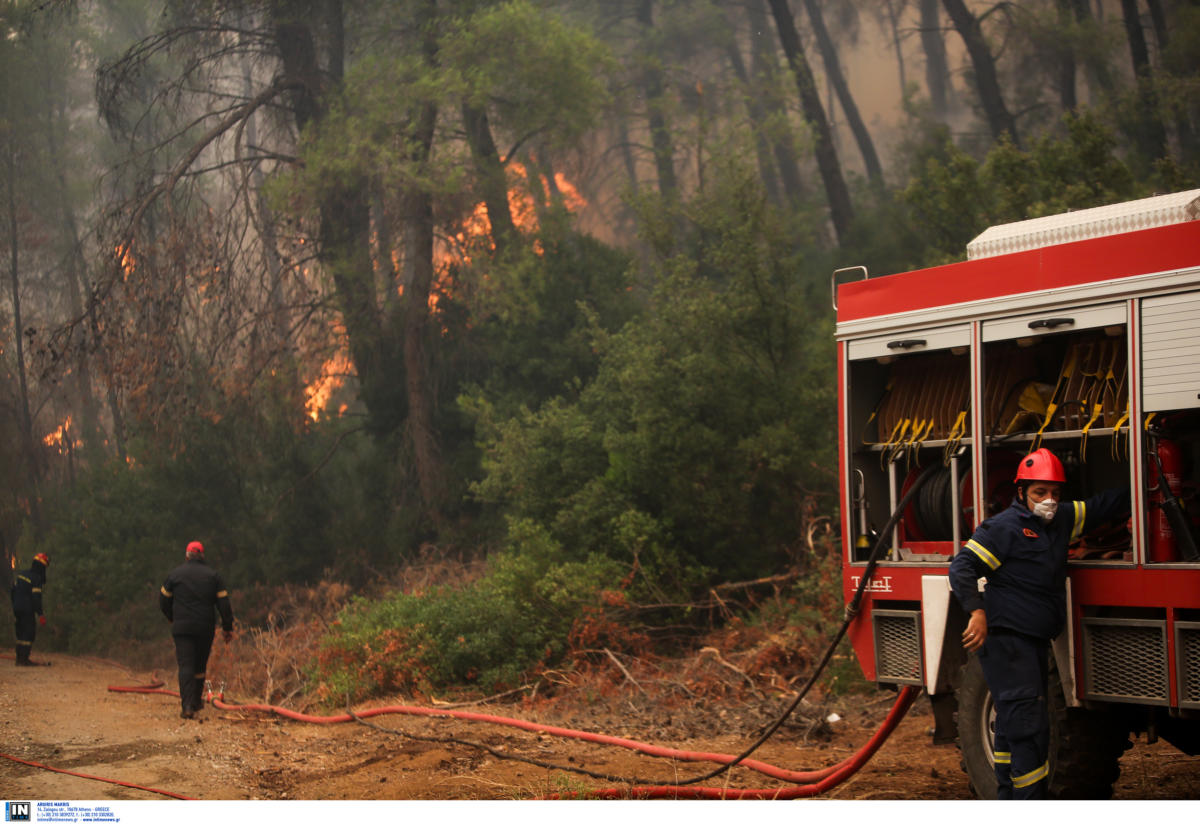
[834,190,1200,798]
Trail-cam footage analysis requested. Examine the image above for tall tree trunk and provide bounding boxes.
[801,0,883,186]
[463,103,517,257]
[1055,0,1079,111]
[45,91,104,461]
[1067,0,1115,103]
[723,36,784,206]
[240,17,294,388]
[636,0,678,198]
[5,136,43,534]
[1145,0,1168,53]
[767,0,854,243]
[401,0,445,527]
[882,0,908,101]
[941,0,1019,144]
[1119,0,1169,160]
[919,0,952,117]
[748,0,806,207]
[1141,0,1191,158]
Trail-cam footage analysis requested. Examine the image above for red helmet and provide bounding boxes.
[186,541,205,556]
[1014,448,1066,483]
[33,552,49,567]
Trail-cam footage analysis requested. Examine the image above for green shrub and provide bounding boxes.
[312,520,627,700]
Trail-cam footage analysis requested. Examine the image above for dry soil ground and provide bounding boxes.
[2,652,1199,803]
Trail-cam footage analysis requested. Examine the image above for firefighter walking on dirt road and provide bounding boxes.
[949,448,1128,799]
[159,541,234,719]
[11,552,49,666]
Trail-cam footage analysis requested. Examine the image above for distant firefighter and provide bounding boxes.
[11,553,49,666]
[159,541,234,719]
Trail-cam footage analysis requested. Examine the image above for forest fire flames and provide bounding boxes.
[43,416,80,453]
[304,162,585,420]
[304,350,354,421]
[444,161,586,266]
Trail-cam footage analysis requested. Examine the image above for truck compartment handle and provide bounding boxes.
[886,339,926,350]
[1028,317,1074,330]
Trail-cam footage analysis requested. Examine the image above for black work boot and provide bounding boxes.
[15,647,33,666]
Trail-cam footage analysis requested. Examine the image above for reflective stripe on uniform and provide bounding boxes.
[966,539,1001,570]
[1071,501,1087,540]
[216,590,228,599]
[31,588,42,594]
[161,586,173,597]
[1012,760,1049,789]
[16,640,32,647]
[993,750,1012,764]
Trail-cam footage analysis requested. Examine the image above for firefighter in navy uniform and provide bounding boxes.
[11,553,49,666]
[159,541,234,719]
[950,448,1128,799]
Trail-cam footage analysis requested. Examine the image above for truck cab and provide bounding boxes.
[835,190,1200,798]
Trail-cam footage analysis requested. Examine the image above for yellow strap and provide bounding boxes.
[943,410,968,466]
[883,419,907,470]
[905,419,934,469]
[1111,406,1130,461]
[882,419,910,470]
[1031,402,1058,452]
[1079,399,1104,462]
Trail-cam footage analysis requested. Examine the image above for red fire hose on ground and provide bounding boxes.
[7,480,929,800]
[93,677,918,799]
[0,750,193,800]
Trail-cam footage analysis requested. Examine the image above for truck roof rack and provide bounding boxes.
[966,189,1200,260]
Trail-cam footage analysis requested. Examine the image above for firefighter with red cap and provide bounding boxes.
[159,540,234,719]
[949,448,1128,798]
[10,552,49,666]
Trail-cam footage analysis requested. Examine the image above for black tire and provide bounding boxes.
[956,655,998,798]
[956,654,1129,799]
[1044,657,1130,799]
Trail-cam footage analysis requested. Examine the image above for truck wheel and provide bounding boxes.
[1044,656,1129,799]
[956,656,998,798]
[956,655,1129,799]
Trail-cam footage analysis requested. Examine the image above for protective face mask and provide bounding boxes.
[1032,499,1058,523]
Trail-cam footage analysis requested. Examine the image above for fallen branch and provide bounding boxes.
[712,572,801,593]
[603,647,649,697]
[429,683,535,709]
[699,647,767,701]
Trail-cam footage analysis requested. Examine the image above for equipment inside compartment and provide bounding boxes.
[847,324,1199,564]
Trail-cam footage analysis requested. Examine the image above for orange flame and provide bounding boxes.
[436,161,587,275]
[304,350,355,421]
[116,245,136,280]
[43,416,82,453]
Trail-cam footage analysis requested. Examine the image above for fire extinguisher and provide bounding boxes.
[1149,437,1187,562]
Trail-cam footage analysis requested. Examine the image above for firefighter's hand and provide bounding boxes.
[39,615,47,627]
[223,629,233,644]
[962,610,986,652]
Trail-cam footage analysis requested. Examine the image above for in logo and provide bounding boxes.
[5,802,31,822]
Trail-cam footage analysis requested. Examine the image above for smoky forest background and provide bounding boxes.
[2,0,1198,704]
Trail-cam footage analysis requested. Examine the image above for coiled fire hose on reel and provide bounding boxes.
[6,468,937,800]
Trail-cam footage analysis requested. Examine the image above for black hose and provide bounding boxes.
[673,463,942,786]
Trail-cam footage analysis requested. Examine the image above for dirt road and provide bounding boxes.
[2,652,1198,801]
